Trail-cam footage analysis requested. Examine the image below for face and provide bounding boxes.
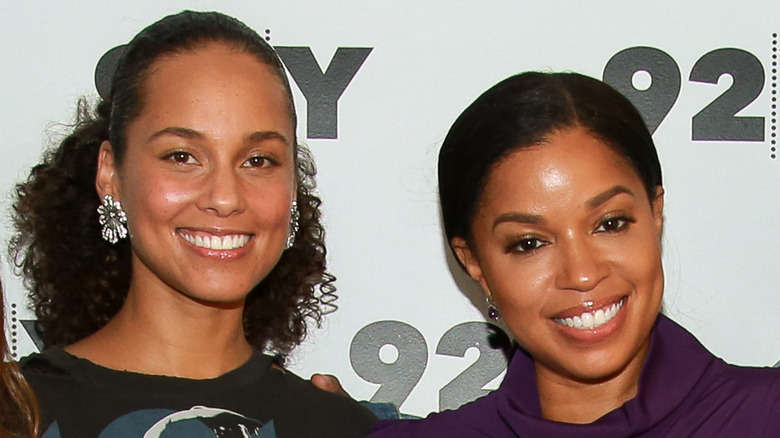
[453,127,664,383]
[96,43,296,306]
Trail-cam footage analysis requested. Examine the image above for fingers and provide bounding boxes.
[311,373,350,398]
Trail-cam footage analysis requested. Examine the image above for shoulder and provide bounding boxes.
[655,317,780,415]
[368,392,502,437]
[20,348,76,390]
[674,358,780,436]
[19,348,90,434]
[256,361,377,437]
[20,348,65,372]
[708,360,780,401]
[707,359,780,393]
[267,365,378,419]
[24,349,377,437]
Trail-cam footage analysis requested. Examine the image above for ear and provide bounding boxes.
[451,237,492,299]
[95,141,120,200]
[651,186,664,235]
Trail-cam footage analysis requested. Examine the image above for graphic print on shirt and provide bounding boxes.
[41,406,276,438]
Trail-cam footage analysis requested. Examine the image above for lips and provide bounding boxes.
[553,298,626,330]
[178,230,252,250]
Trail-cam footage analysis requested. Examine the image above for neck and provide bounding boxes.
[534,342,650,424]
[66,273,253,379]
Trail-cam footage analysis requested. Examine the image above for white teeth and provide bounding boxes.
[594,309,605,326]
[581,312,594,329]
[180,232,250,250]
[606,303,617,320]
[554,299,625,330]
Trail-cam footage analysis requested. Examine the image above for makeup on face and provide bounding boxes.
[460,127,664,382]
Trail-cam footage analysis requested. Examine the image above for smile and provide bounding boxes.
[178,231,251,250]
[554,298,625,330]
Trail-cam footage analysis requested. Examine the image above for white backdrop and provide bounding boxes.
[2,1,779,417]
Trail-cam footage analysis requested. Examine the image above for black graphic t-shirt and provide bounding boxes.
[21,348,376,438]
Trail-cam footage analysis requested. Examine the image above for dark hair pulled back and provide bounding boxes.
[10,10,335,356]
[438,72,663,254]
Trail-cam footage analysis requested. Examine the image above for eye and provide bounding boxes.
[242,155,275,168]
[507,236,548,254]
[163,151,197,165]
[595,216,633,233]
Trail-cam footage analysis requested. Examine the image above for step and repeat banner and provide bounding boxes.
[1,1,779,416]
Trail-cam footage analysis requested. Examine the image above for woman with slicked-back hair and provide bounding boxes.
[368,71,780,437]
[12,10,374,437]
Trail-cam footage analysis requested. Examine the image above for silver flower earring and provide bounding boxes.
[486,297,500,321]
[97,194,128,244]
[285,200,299,250]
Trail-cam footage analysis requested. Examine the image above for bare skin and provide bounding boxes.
[534,350,646,423]
[452,127,664,423]
[66,280,252,379]
[312,129,664,423]
[311,374,349,397]
[67,43,295,380]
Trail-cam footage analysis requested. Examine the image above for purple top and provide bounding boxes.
[370,315,780,437]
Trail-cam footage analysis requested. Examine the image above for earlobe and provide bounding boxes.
[451,237,490,295]
[96,141,119,199]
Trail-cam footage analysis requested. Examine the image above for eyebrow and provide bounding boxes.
[587,185,634,209]
[493,212,545,230]
[491,185,635,230]
[148,127,291,146]
[248,130,291,146]
[148,127,204,142]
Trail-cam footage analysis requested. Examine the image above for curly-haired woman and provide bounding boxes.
[12,10,375,437]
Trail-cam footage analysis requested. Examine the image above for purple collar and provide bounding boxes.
[495,314,717,437]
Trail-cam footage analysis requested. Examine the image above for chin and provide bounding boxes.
[566,339,650,383]
[566,357,635,383]
[188,294,247,309]
[179,284,253,307]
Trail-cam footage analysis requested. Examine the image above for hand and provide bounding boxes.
[311,373,351,398]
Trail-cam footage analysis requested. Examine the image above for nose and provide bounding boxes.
[553,235,609,292]
[197,164,245,217]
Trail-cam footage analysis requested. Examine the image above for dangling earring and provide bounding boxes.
[97,194,128,244]
[285,200,299,250]
[486,297,500,321]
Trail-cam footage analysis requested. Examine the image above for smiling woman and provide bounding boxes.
[461,127,665,412]
[369,72,780,437]
[10,10,375,438]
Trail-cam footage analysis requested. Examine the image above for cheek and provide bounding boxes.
[245,180,294,226]
[483,255,552,317]
[610,232,663,286]
[123,176,199,226]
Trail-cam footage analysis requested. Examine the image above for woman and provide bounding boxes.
[0,279,38,438]
[11,11,375,437]
[369,72,780,436]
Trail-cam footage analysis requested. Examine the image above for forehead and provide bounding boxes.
[479,128,646,210]
[129,43,294,140]
[148,44,288,109]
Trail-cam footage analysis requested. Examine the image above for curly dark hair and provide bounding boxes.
[9,10,336,356]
